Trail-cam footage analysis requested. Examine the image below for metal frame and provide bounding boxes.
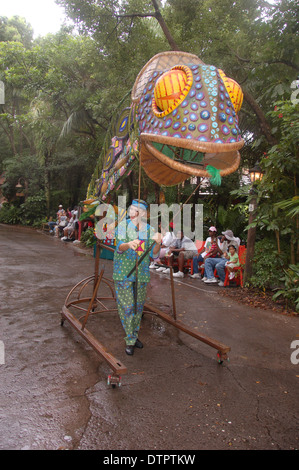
[61,241,230,387]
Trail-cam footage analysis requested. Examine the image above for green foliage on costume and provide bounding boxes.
[206,166,221,186]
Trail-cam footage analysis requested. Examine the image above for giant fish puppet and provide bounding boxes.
[86,51,244,202]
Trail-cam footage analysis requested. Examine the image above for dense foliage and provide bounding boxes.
[0,1,298,309]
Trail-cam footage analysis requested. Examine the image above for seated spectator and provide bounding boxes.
[161,230,197,278]
[81,217,94,232]
[150,223,176,270]
[47,216,57,234]
[204,230,240,287]
[49,204,64,234]
[71,206,79,241]
[57,204,64,215]
[66,207,72,219]
[61,213,75,241]
[54,210,68,237]
[61,206,80,241]
[224,244,240,279]
[189,226,219,279]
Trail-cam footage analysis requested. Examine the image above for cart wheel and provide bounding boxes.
[217,351,229,364]
[107,375,121,388]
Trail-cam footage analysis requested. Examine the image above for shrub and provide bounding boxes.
[272,264,299,313]
[249,238,289,289]
[0,203,23,225]
[80,226,96,248]
[0,192,47,227]
[20,192,47,225]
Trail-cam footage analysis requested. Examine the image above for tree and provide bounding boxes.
[256,100,299,263]
[0,28,104,212]
[0,41,37,164]
[0,15,33,47]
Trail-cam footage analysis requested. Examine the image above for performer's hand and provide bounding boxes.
[152,232,163,245]
[128,239,140,250]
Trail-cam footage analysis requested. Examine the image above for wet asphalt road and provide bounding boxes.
[0,224,298,451]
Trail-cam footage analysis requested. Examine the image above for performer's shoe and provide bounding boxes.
[125,345,134,356]
[134,339,143,349]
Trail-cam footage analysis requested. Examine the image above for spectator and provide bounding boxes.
[61,213,75,241]
[224,244,240,280]
[66,207,72,219]
[162,230,197,278]
[150,223,176,270]
[204,230,240,286]
[57,204,64,217]
[72,206,79,241]
[49,204,64,234]
[47,216,57,234]
[189,226,219,279]
[61,206,80,241]
[54,209,68,237]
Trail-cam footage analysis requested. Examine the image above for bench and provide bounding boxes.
[42,223,50,232]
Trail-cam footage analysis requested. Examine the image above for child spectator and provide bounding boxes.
[224,244,240,279]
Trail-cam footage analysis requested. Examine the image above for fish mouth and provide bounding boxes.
[140,133,243,186]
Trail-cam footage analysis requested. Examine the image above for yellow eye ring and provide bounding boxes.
[152,65,193,118]
[218,69,243,113]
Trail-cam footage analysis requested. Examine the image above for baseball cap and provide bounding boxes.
[209,226,217,232]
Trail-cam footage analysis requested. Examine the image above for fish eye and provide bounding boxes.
[152,65,193,118]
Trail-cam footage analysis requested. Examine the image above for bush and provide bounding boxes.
[272,264,299,313]
[249,238,289,289]
[0,203,23,225]
[0,192,47,227]
[80,226,96,248]
[20,192,47,226]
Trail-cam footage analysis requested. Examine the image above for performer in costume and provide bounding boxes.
[113,199,162,355]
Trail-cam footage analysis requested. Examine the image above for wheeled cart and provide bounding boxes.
[61,242,230,387]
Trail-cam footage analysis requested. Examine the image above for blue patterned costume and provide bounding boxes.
[113,218,158,346]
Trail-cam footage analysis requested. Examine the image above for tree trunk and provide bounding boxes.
[151,0,179,51]
[44,150,51,216]
[275,229,281,254]
[290,236,295,265]
[243,89,277,146]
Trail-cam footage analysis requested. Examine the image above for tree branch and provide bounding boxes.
[114,0,179,51]
[115,12,156,19]
[233,50,298,71]
[243,89,278,146]
[151,0,179,51]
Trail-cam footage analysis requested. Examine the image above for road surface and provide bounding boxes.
[0,224,298,450]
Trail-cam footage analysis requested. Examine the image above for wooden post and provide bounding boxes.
[244,188,257,284]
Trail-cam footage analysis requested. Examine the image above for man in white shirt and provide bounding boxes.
[204,230,240,286]
[162,230,198,278]
[150,227,176,269]
[189,226,219,279]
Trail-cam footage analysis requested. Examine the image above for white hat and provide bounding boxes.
[222,230,234,240]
